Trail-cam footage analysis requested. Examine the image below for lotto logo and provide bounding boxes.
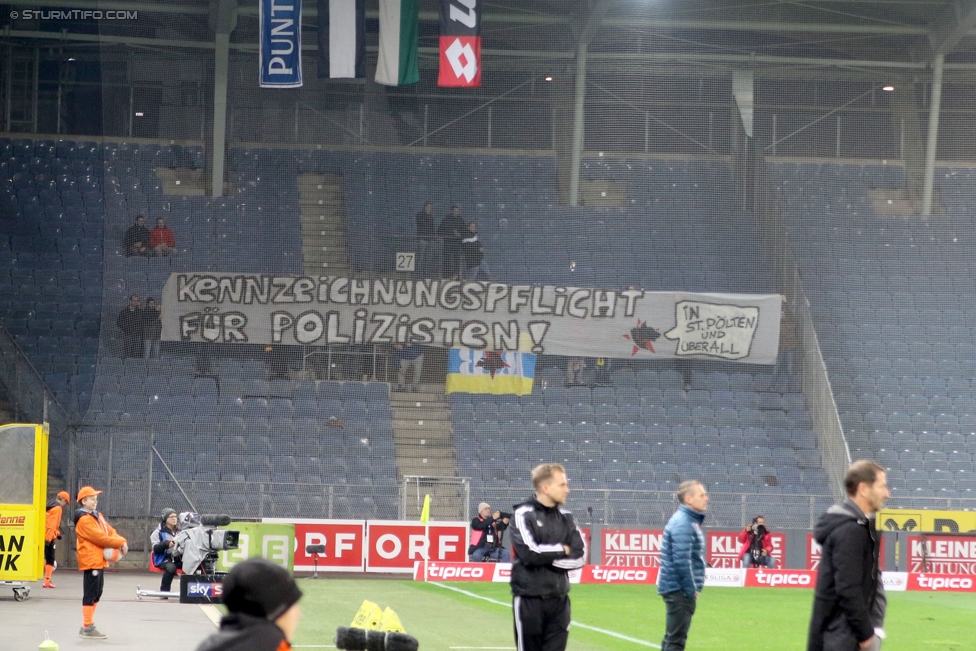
[428,565,485,579]
[591,568,648,582]
[755,570,812,587]
[444,38,478,83]
[917,575,973,591]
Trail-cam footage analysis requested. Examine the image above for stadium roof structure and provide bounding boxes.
[3,0,976,76]
[3,0,973,210]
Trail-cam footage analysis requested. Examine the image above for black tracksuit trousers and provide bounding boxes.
[513,594,571,651]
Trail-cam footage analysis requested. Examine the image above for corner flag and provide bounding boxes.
[420,494,431,524]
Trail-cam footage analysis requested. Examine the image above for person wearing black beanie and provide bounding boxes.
[150,508,181,593]
[195,558,303,651]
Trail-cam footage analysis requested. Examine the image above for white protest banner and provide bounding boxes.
[160,273,782,362]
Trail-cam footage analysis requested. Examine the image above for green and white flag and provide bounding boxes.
[375,0,420,86]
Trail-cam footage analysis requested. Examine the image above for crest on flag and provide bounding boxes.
[446,348,535,395]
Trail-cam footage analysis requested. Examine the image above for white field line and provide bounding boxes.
[200,604,221,627]
[429,582,661,649]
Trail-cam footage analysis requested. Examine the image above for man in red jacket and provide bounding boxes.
[150,217,177,256]
[738,515,776,568]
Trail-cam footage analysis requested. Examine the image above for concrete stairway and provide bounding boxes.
[299,173,350,277]
[390,384,464,520]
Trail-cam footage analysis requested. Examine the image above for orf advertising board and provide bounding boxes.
[366,521,467,572]
[706,531,785,569]
[264,518,365,572]
[907,535,976,575]
[601,529,663,567]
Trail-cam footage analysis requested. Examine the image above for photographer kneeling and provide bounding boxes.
[738,515,776,568]
[150,508,181,593]
[469,502,511,562]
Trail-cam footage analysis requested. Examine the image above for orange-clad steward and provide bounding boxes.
[74,486,127,640]
[42,490,70,588]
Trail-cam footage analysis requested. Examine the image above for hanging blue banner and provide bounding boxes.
[260,0,303,88]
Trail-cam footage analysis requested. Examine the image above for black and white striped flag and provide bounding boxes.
[317,0,366,80]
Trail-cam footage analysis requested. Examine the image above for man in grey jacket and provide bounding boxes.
[657,480,708,651]
[807,460,889,651]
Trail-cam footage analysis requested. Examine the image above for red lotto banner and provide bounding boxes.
[437,0,481,87]
[907,535,976,575]
[365,521,468,572]
[706,530,785,569]
[600,529,664,567]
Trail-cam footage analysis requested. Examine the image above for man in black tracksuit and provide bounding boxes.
[510,463,586,651]
[807,461,889,651]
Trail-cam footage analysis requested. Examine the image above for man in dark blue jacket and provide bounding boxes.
[657,480,708,651]
[510,463,586,651]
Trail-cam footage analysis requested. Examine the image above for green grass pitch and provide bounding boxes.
[287,578,976,651]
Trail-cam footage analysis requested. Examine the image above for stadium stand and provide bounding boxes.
[769,160,976,506]
[451,361,829,528]
[0,137,107,413]
[4,134,829,525]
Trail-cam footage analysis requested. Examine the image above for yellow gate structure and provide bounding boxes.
[0,423,49,601]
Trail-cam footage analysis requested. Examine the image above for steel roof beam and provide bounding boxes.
[929,0,976,54]
[0,0,938,37]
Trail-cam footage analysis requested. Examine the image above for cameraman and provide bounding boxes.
[738,515,776,569]
[469,502,511,562]
[150,508,182,592]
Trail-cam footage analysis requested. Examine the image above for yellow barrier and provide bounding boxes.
[878,508,976,533]
[0,424,49,588]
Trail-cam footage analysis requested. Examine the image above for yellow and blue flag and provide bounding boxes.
[445,348,536,396]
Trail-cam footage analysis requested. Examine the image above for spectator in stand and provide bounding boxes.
[594,357,611,386]
[566,357,586,386]
[738,515,776,568]
[469,502,511,562]
[391,342,424,392]
[123,215,150,257]
[437,205,466,279]
[116,295,144,358]
[460,222,492,281]
[143,297,162,359]
[415,201,436,277]
[150,217,177,256]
